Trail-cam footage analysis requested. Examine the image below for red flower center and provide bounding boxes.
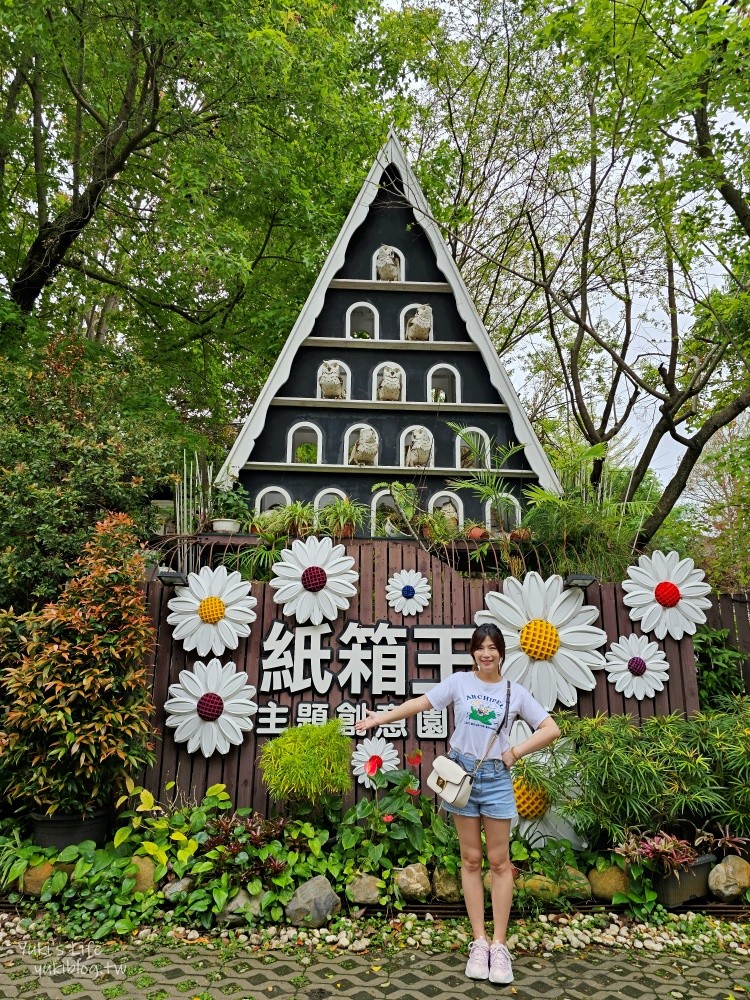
[654,580,681,608]
[627,656,647,677]
[301,566,328,593]
[196,692,224,721]
[364,754,383,776]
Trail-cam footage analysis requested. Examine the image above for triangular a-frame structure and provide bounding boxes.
[219,131,559,534]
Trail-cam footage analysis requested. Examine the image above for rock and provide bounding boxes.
[19,862,75,896]
[560,866,592,899]
[163,876,195,902]
[432,868,462,902]
[285,876,341,928]
[708,856,750,902]
[217,888,263,926]
[588,865,630,902]
[347,873,381,906]
[395,864,430,901]
[129,856,157,893]
[515,874,560,901]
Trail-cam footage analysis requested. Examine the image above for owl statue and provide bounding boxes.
[349,427,379,465]
[405,304,432,341]
[375,245,401,282]
[318,361,346,399]
[405,427,432,467]
[439,501,460,528]
[377,365,402,401]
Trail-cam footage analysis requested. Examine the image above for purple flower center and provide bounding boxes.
[197,692,224,721]
[301,566,328,593]
[627,656,647,677]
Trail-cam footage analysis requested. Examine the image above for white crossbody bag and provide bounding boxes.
[427,681,511,808]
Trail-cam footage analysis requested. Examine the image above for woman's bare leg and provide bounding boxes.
[453,814,486,940]
[482,817,513,943]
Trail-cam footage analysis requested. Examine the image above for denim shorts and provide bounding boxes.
[440,749,517,821]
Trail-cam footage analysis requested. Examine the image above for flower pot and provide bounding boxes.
[654,853,716,908]
[466,526,489,541]
[509,527,531,542]
[211,518,242,534]
[338,523,355,539]
[31,809,110,850]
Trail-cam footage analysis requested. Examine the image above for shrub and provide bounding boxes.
[692,626,746,710]
[0,514,156,816]
[259,719,352,812]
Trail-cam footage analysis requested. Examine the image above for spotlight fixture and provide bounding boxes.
[563,573,597,589]
[157,567,188,587]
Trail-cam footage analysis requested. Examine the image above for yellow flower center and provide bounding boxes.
[198,596,226,624]
[513,778,550,820]
[519,619,560,661]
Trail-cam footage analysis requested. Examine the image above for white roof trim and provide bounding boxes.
[218,130,560,492]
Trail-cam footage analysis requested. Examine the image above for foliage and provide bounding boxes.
[0,515,156,815]
[446,422,524,532]
[259,720,353,811]
[209,484,253,523]
[615,831,698,877]
[692,627,746,711]
[317,497,369,538]
[0,337,189,610]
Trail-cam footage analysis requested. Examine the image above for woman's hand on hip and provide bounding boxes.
[501,748,517,769]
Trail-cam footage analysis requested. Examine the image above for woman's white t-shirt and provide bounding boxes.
[426,671,549,760]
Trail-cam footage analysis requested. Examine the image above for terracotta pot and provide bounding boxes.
[509,527,531,542]
[338,523,355,539]
[466,526,490,541]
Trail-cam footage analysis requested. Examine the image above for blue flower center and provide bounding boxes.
[401,584,416,599]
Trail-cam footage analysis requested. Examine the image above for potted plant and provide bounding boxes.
[616,831,716,908]
[463,520,490,542]
[417,508,460,544]
[317,497,368,539]
[446,422,524,536]
[0,515,156,848]
[209,484,252,533]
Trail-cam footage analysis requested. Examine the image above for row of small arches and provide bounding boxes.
[287,423,490,469]
[317,360,459,403]
[255,487,522,532]
[342,303,433,341]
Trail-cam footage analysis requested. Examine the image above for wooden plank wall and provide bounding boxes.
[143,539,699,811]
[705,593,750,693]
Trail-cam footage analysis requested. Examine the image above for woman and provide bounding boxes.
[354,622,560,984]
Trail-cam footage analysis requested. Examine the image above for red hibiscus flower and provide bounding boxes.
[406,749,423,766]
[364,754,383,776]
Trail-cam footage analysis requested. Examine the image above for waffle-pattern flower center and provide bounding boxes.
[301,565,328,593]
[401,584,416,599]
[654,580,681,608]
[513,778,549,820]
[196,692,224,721]
[198,596,226,624]
[627,656,647,677]
[519,619,561,661]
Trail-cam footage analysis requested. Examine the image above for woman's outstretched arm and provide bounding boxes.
[353,694,434,734]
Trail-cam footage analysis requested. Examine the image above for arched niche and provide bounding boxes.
[345,423,379,466]
[256,486,291,514]
[371,245,405,282]
[316,360,351,400]
[455,427,491,469]
[372,362,406,402]
[400,425,435,468]
[400,303,433,341]
[428,491,464,527]
[370,488,403,537]
[346,302,378,340]
[287,422,322,464]
[314,488,347,511]
[428,363,460,403]
[485,495,522,532]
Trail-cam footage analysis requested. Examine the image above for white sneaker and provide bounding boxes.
[464,938,490,980]
[489,942,514,984]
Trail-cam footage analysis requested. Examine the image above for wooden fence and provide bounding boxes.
[143,538,699,813]
[706,593,750,692]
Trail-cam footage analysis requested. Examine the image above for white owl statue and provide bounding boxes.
[405,304,432,341]
[377,365,402,401]
[405,427,432,467]
[375,245,401,282]
[439,501,460,528]
[349,427,379,465]
[318,361,346,399]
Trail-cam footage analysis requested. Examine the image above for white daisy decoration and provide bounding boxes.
[167,565,257,657]
[164,658,258,757]
[351,736,400,789]
[605,633,671,700]
[269,536,358,625]
[510,721,586,850]
[475,572,607,710]
[622,550,712,641]
[386,569,431,616]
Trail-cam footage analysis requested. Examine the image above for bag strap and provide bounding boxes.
[471,680,512,774]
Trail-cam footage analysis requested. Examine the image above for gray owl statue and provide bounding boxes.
[405,427,433,467]
[318,361,346,399]
[377,365,402,401]
[405,304,432,341]
[375,245,401,282]
[349,427,379,465]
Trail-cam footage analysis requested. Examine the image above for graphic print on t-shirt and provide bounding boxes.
[467,700,498,725]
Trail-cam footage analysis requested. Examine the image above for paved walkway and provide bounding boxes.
[1,942,750,1000]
